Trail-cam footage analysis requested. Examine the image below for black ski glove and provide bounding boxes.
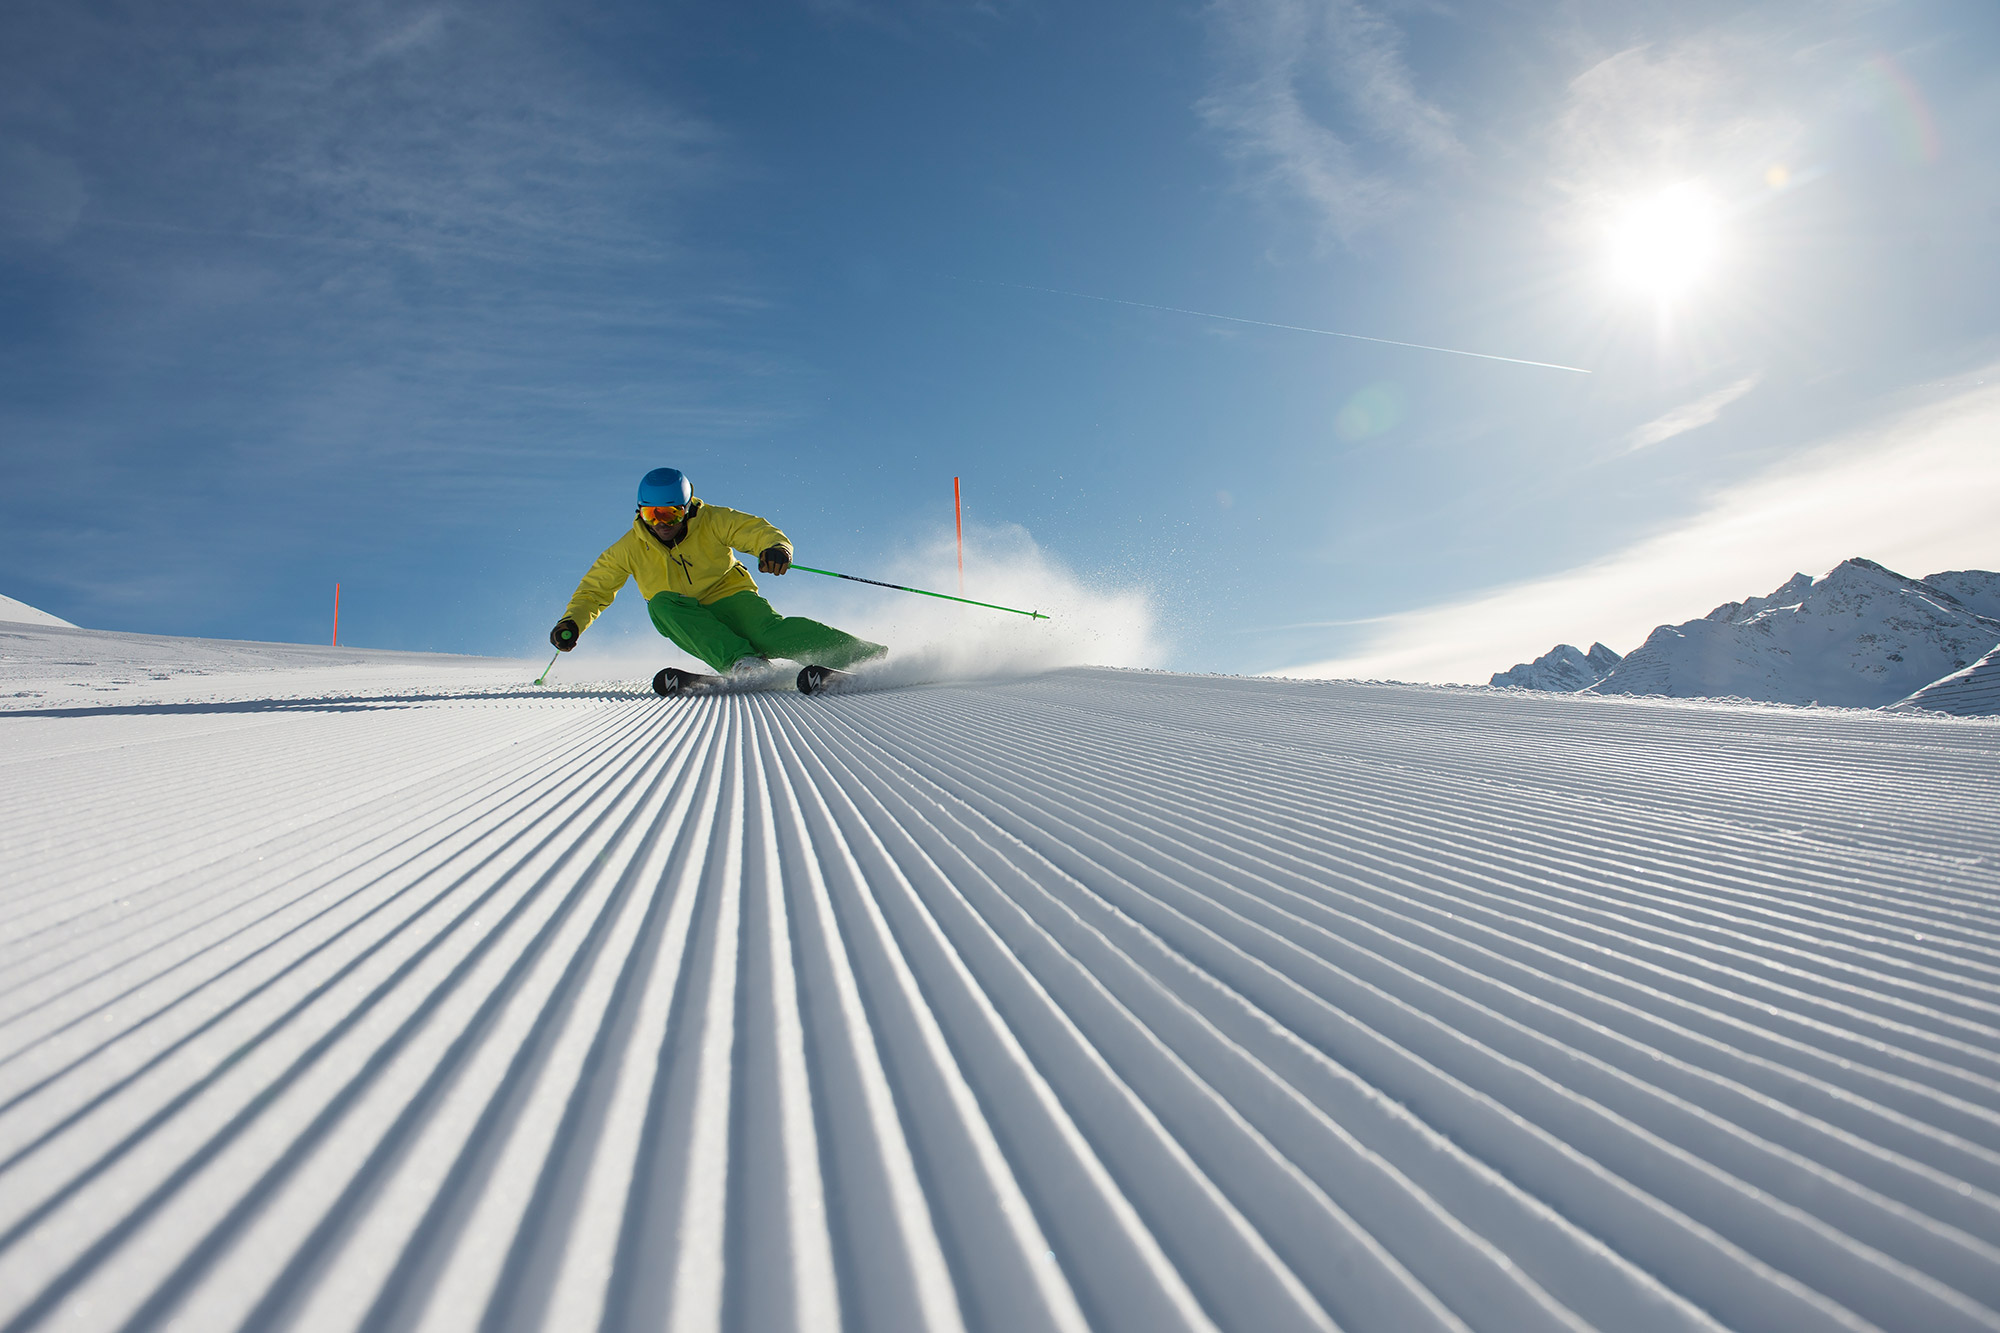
[550,618,579,651]
[758,546,792,575]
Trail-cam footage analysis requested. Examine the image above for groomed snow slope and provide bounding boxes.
[1896,642,2000,718]
[4,644,2000,1331]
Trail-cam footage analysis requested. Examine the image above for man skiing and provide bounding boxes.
[548,468,884,693]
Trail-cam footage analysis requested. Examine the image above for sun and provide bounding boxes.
[1603,182,1725,303]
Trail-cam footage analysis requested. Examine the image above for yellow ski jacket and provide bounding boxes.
[562,501,791,632]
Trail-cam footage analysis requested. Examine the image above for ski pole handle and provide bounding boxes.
[792,566,1047,619]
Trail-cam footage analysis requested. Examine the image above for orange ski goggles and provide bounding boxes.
[639,504,690,525]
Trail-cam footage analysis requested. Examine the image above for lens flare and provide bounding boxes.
[1604,182,1725,302]
[1864,55,1942,165]
[1336,384,1406,442]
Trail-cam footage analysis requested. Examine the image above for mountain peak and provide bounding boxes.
[1919,569,2000,622]
[1822,556,1925,592]
[1703,571,1813,625]
[1591,557,2000,708]
[1491,641,1623,692]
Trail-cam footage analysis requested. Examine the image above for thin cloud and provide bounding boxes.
[0,0,794,607]
[0,143,86,245]
[1252,615,1402,631]
[239,11,721,266]
[962,276,1591,373]
[1199,0,1461,241]
[801,0,1026,35]
[362,9,447,63]
[1272,368,2000,684]
[1626,373,1762,451]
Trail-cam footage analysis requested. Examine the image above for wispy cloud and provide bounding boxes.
[0,0,797,636]
[1252,614,1402,631]
[0,141,87,244]
[1199,0,1461,241]
[9,3,738,278]
[801,0,1026,37]
[1273,367,2000,683]
[231,10,720,266]
[1626,373,1761,451]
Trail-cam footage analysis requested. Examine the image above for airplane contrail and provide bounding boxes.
[959,276,1592,374]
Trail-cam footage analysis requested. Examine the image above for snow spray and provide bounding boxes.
[955,477,965,593]
[784,528,1164,688]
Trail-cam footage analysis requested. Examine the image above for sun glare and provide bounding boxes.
[1604,182,1725,302]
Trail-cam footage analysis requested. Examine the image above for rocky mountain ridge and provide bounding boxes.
[1491,558,2000,713]
[1490,642,1622,691]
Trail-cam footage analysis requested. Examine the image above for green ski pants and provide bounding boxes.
[646,590,885,673]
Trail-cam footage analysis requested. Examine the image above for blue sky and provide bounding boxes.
[3,0,1997,679]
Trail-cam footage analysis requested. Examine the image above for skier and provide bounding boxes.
[548,468,884,692]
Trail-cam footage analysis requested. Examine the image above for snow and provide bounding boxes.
[0,594,74,629]
[4,624,2000,1331]
[1592,558,2000,708]
[0,621,527,712]
[1490,642,1621,692]
[1895,640,2000,717]
[1699,572,1816,626]
[1925,569,2000,623]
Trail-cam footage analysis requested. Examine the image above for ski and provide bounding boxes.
[654,664,858,696]
[797,665,853,696]
[653,667,722,696]
[653,662,799,696]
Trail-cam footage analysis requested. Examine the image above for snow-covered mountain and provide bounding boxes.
[1923,567,2000,621]
[1590,558,2000,708]
[1489,641,1620,690]
[0,592,74,628]
[1697,571,1815,626]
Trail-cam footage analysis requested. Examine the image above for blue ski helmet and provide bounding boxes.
[637,467,692,509]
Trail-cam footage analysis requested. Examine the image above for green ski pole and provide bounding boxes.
[792,566,1048,619]
[534,651,559,685]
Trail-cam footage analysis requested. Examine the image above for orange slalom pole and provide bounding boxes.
[954,476,964,594]
[333,583,340,647]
